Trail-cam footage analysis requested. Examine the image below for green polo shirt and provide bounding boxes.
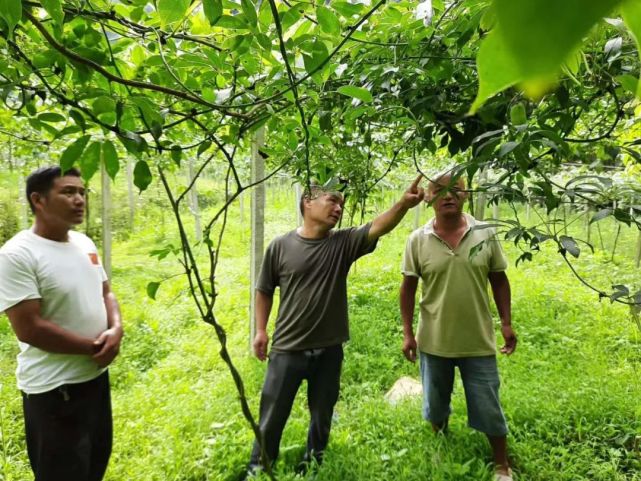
[402,213,508,358]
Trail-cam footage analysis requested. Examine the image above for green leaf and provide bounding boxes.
[40,0,64,26]
[118,131,148,158]
[102,140,119,180]
[332,1,364,18]
[498,141,519,157]
[157,0,190,27]
[202,0,223,25]
[509,103,527,125]
[93,96,116,116]
[468,240,486,260]
[146,281,160,300]
[79,142,101,181]
[559,235,580,258]
[610,285,630,303]
[241,0,257,27]
[497,0,622,81]
[472,0,624,112]
[319,111,332,132]
[216,15,249,29]
[617,74,638,95]
[470,31,523,113]
[170,145,182,166]
[337,85,373,103]
[197,140,212,157]
[69,109,86,131]
[60,135,91,172]
[0,0,21,36]
[303,39,329,75]
[316,6,341,35]
[622,0,641,98]
[133,160,152,192]
[38,112,66,123]
[590,208,612,224]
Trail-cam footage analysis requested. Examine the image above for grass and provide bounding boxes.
[0,178,640,480]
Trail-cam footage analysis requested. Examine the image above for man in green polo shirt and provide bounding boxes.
[400,171,517,481]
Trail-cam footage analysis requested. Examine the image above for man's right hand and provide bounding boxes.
[253,330,269,361]
[402,335,417,363]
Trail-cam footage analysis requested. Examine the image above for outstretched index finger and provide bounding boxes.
[410,174,423,190]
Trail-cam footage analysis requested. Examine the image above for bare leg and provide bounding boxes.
[487,435,510,475]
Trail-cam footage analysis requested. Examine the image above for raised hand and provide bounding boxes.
[401,174,425,209]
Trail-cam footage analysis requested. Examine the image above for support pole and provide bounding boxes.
[475,169,488,221]
[249,126,266,348]
[18,170,28,230]
[294,183,303,226]
[188,157,202,242]
[127,158,136,229]
[101,162,112,280]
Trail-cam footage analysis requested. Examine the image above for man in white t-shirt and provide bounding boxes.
[0,166,123,481]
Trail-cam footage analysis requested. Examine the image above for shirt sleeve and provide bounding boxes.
[488,231,508,272]
[344,223,378,263]
[87,237,108,282]
[401,232,421,278]
[0,251,42,312]
[255,240,279,295]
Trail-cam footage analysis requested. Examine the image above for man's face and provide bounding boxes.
[32,175,86,227]
[427,175,467,216]
[305,191,344,227]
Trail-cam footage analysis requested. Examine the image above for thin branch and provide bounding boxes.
[0,128,49,144]
[22,9,248,119]
[267,0,312,185]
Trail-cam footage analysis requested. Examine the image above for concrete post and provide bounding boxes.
[250,126,266,347]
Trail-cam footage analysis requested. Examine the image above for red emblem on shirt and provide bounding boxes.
[89,253,99,265]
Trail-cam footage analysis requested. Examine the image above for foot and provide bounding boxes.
[295,452,321,475]
[494,467,513,481]
[241,464,263,481]
[430,418,449,434]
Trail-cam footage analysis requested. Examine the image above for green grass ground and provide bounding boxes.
[1,182,640,481]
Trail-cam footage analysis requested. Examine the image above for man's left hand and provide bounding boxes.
[93,326,124,367]
[500,324,517,355]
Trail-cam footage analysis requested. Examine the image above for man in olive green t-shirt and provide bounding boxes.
[247,176,426,477]
[400,171,517,481]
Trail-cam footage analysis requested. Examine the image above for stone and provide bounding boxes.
[384,376,423,405]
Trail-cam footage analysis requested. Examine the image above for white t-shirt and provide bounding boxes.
[0,229,108,394]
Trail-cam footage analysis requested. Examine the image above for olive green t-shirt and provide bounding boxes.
[257,224,376,351]
[402,213,507,357]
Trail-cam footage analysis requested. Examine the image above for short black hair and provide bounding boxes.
[26,166,81,213]
[299,185,345,218]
